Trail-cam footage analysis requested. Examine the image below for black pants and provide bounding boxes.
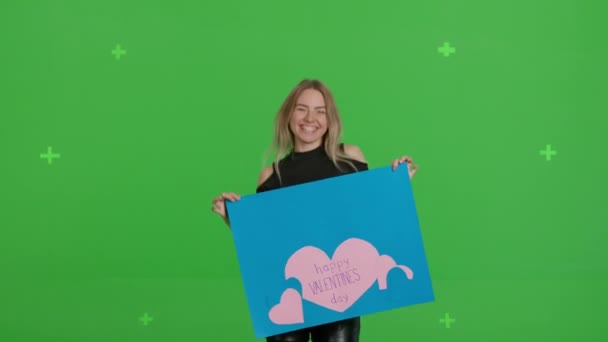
[266,317,360,342]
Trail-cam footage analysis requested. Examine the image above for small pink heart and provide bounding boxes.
[268,288,304,325]
[377,255,414,290]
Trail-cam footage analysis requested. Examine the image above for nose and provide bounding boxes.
[304,111,315,121]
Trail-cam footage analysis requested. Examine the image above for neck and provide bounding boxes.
[293,141,323,153]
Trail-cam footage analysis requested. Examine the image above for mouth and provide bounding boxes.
[300,125,319,134]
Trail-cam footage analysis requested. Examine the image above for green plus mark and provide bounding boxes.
[112,44,127,60]
[539,144,557,161]
[139,312,153,326]
[439,313,455,328]
[438,42,455,57]
[40,146,60,165]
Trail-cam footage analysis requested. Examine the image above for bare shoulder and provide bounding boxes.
[342,144,367,163]
[257,164,274,187]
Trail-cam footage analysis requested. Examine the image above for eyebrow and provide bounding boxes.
[296,103,326,109]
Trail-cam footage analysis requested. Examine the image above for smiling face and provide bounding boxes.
[289,88,329,152]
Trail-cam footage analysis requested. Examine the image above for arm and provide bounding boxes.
[222,165,274,229]
[221,166,274,229]
[258,165,274,187]
[223,212,230,228]
[343,144,368,164]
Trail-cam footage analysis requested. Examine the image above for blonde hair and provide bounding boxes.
[263,79,359,185]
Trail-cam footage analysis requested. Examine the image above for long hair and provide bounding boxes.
[262,79,359,185]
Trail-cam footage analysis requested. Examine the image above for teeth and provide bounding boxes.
[301,126,317,132]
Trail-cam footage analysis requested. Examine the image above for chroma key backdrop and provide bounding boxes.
[1,0,607,341]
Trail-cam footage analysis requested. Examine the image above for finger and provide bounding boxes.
[392,160,399,170]
[220,193,233,202]
[222,193,240,202]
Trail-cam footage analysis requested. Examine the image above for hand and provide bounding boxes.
[391,155,419,179]
[211,192,241,220]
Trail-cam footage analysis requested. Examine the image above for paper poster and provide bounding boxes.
[226,164,434,338]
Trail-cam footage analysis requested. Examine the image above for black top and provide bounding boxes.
[256,143,369,193]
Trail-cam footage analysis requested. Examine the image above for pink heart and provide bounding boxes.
[377,255,414,290]
[284,238,381,312]
[268,288,304,325]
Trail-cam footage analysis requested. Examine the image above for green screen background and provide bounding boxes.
[1,0,606,340]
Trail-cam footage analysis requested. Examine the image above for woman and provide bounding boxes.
[211,79,419,342]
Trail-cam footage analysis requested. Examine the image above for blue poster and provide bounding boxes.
[226,164,434,338]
